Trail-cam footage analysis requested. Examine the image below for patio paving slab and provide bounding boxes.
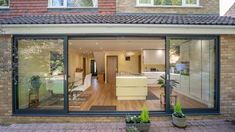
[0,119,234,132]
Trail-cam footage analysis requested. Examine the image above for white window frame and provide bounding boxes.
[136,0,199,7]
[136,0,153,6]
[0,0,10,9]
[48,0,98,8]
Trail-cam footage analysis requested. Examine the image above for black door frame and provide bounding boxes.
[12,34,220,116]
[12,35,68,114]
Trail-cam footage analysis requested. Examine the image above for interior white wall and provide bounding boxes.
[68,48,80,81]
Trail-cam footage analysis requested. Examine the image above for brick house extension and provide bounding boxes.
[0,0,235,123]
[0,0,116,19]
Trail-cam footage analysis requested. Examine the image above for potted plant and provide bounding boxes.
[126,126,139,132]
[125,106,150,132]
[158,75,179,105]
[172,101,187,128]
[157,75,179,94]
[30,75,42,91]
[28,75,42,107]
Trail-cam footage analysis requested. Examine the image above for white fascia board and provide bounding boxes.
[1,24,235,35]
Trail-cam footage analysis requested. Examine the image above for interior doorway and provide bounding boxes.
[83,57,86,79]
[91,60,97,76]
[107,56,118,84]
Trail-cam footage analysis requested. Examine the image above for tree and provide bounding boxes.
[171,0,182,5]
[163,0,172,5]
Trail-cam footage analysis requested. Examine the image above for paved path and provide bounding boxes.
[0,119,234,132]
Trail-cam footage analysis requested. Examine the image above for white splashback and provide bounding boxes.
[143,50,165,64]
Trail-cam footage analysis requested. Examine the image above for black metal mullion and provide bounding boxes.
[64,36,69,113]
[12,36,18,113]
[165,36,171,113]
[215,37,220,113]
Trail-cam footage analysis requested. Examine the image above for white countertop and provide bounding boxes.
[170,73,181,75]
[142,72,165,73]
[116,76,147,79]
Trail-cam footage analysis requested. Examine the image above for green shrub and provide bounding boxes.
[140,106,150,123]
[126,106,150,124]
[173,101,185,118]
[125,115,141,123]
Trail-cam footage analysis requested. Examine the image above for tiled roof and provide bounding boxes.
[0,14,235,25]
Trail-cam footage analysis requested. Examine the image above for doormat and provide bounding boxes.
[89,105,116,111]
[146,91,159,100]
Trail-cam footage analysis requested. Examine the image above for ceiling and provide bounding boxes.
[69,39,165,52]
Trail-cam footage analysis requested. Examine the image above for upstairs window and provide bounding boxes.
[0,0,9,8]
[49,0,98,8]
[137,0,153,6]
[184,0,198,6]
[137,0,199,7]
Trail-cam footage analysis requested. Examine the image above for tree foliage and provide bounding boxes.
[154,0,182,5]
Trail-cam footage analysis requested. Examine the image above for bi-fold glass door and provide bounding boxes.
[12,35,219,115]
[67,37,167,112]
[13,36,68,114]
[166,36,219,113]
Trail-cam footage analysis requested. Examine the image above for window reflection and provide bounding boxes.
[169,39,215,108]
[52,0,64,6]
[17,39,64,110]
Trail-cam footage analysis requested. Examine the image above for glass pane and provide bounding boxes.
[185,0,197,4]
[52,0,64,6]
[68,37,166,112]
[169,39,215,109]
[0,0,9,6]
[154,0,182,5]
[139,0,152,4]
[17,39,64,110]
[67,0,94,7]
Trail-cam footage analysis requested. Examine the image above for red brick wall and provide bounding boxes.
[0,0,116,20]
[98,0,116,14]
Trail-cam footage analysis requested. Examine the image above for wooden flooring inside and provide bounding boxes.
[69,78,207,111]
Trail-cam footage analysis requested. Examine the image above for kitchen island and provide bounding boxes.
[116,73,147,100]
[143,72,165,87]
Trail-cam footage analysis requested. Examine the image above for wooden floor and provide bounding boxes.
[69,78,207,111]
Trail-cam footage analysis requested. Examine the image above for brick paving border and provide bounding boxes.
[0,119,234,132]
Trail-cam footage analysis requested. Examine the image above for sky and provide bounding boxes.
[220,0,235,15]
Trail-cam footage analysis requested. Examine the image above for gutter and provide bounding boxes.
[1,24,235,35]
